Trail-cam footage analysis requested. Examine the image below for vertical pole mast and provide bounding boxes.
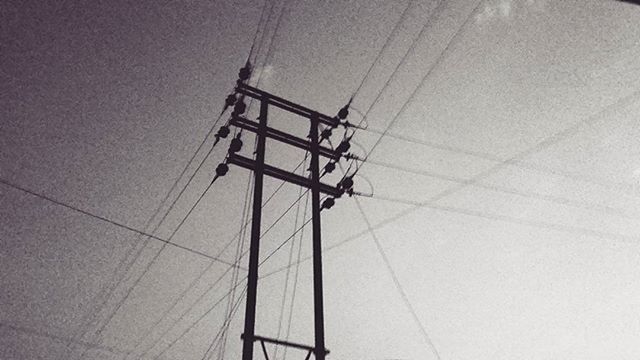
[309,114,326,360]
[242,97,268,360]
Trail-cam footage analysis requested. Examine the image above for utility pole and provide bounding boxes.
[218,66,353,360]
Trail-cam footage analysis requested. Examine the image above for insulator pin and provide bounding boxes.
[229,137,243,153]
[233,99,246,115]
[322,198,335,210]
[336,140,351,154]
[337,105,349,120]
[216,163,229,177]
[324,162,336,174]
[217,126,230,139]
[338,176,354,190]
[239,66,251,81]
[225,94,237,107]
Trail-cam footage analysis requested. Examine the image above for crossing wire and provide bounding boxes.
[124,159,308,360]
[363,158,635,219]
[282,183,311,360]
[67,114,229,359]
[202,287,248,360]
[272,154,308,360]
[150,214,316,360]
[0,178,239,268]
[350,0,415,99]
[152,281,248,360]
[60,111,228,360]
[353,0,447,129]
[76,174,226,360]
[133,171,313,359]
[359,126,640,198]
[72,0,277,353]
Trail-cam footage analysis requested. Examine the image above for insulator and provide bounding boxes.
[321,128,332,139]
[324,162,336,174]
[229,137,243,153]
[322,197,335,210]
[341,176,354,190]
[216,163,229,177]
[239,66,251,81]
[336,140,351,153]
[337,105,349,120]
[225,94,237,107]
[217,126,230,139]
[233,99,246,115]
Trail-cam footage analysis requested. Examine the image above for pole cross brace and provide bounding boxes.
[236,83,339,127]
[230,115,340,160]
[228,153,343,198]
[241,334,330,359]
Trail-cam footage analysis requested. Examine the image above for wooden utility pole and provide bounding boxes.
[227,81,343,360]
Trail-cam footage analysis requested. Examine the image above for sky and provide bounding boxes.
[2,0,640,359]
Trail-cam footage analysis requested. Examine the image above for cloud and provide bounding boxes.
[251,64,276,88]
[476,0,548,24]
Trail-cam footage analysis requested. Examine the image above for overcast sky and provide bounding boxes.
[2,0,640,359]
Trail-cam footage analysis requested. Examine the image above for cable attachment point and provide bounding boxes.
[238,61,252,82]
[215,163,229,178]
[337,176,354,192]
[229,135,243,153]
[221,94,237,115]
[216,125,231,139]
[336,97,353,120]
[320,127,332,140]
[322,162,336,176]
[321,197,336,210]
[335,139,351,154]
[232,96,247,116]
[344,153,363,161]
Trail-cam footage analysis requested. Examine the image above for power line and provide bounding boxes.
[363,158,636,219]
[0,322,130,359]
[360,0,483,162]
[353,0,447,128]
[0,178,240,267]
[124,160,309,359]
[132,174,313,359]
[356,193,640,244]
[152,281,248,360]
[361,126,640,198]
[350,0,416,98]
[282,184,310,360]
[318,86,640,270]
[273,155,308,360]
[64,113,228,360]
[352,197,442,360]
[76,177,226,360]
[217,170,254,360]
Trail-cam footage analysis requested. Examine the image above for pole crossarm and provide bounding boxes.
[230,116,340,160]
[241,334,330,356]
[236,83,339,127]
[228,153,343,198]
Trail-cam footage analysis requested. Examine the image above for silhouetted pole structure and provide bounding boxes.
[241,97,268,360]
[309,114,326,360]
[224,81,345,360]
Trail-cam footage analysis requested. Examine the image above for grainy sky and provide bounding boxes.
[2,0,640,359]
